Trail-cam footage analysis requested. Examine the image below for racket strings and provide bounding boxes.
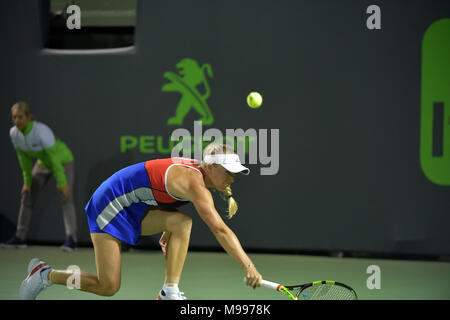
[298,284,355,300]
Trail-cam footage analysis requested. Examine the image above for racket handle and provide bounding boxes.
[243,277,282,291]
[261,279,282,291]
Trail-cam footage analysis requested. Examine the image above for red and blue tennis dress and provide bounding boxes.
[85,158,204,245]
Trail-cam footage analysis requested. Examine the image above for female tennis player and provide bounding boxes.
[19,142,263,300]
[2,101,77,251]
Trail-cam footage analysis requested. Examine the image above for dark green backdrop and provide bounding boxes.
[1,0,449,256]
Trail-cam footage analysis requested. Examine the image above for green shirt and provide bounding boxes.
[10,121,73,188]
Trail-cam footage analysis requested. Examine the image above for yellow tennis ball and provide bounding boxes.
[247,92,263,109]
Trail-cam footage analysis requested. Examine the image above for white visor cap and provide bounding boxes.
[203,154,250,175]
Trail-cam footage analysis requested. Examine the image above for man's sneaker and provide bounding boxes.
[157,289,187,300]
[19,258,52,300]
[60,236,77,252]
[1,236,27,249]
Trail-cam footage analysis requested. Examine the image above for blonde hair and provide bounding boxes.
[11,101,35,120]
[202,142,239,219]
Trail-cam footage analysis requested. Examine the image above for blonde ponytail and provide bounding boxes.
[224,185,238,219]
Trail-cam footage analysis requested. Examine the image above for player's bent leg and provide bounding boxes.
[46,233,122,297]
[88,233,122,296]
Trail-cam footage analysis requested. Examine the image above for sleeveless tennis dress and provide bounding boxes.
[85,158,204,245]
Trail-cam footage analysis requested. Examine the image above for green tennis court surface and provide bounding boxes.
[1,246,449,300]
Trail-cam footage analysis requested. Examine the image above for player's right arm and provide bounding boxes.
[171,171,262,288]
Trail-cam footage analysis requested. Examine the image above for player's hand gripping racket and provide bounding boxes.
[245,278,357,300]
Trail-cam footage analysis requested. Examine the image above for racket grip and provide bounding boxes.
[243,277,281,291]
[261,280,282,291]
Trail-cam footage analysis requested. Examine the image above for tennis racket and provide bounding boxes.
[245,278,358,300]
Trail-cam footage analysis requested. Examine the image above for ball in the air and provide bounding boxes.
[247,92,263,109]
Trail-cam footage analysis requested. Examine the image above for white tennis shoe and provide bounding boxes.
[19,258,53,300]
[157,289,187,300]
